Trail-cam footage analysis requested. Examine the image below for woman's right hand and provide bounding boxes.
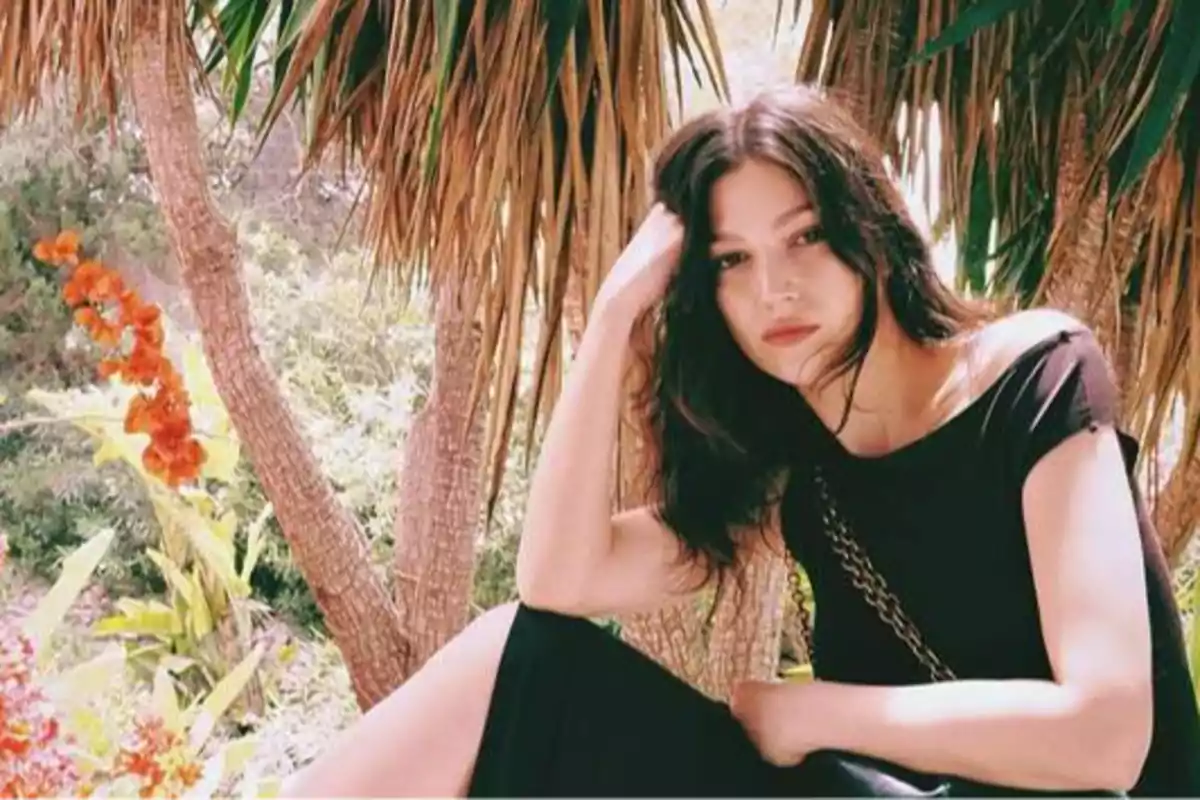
[593,203,685,323]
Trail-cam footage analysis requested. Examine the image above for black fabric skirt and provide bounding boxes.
[466,603,860,797]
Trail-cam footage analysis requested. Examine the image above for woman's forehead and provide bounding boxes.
[709,160,816,240]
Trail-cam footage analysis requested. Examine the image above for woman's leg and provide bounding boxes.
[280,601,520,798]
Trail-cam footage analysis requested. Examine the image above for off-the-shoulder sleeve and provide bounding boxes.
[1004,328,1123,481]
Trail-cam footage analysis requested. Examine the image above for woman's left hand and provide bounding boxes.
[730,679,818,767]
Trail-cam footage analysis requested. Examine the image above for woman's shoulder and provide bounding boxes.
[968,308,1097,388]
[968,308,1124,475]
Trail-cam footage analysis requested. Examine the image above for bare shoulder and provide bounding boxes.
[968,308,1091,385]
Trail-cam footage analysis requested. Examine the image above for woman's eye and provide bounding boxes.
[789,226,824,248]
[715,252,748,270]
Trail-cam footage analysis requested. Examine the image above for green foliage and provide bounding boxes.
[21,332,270,705]
[233,215,539,619]
[2,90,538,642]
[0,532,276,798]
[0,108,172,599]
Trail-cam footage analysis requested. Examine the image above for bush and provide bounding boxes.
[2,96,538,638]
[0,107,173,598]
[0,532,277,799]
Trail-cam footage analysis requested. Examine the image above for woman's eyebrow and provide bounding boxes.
[710,202,817,245]
[772,201,815,228]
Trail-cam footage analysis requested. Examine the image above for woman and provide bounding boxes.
[283,85,1200,797]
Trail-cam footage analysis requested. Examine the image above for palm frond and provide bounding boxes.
[211,0,728,514]
[0,0,135,129]
[797,0,1200,474]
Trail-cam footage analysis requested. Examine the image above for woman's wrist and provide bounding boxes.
[587,291,644,339]
[779,680,834,754]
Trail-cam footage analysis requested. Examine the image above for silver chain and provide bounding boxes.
[788,467,957,683]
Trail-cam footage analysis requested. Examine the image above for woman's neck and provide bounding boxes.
[801,312,968,457]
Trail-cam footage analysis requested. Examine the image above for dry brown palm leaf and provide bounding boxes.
[0,0,223,131]
[794,0,1200,481]
[216,0,728,517]
[0,0,132,128]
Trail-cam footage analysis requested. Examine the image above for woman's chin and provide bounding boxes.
[779,354,822,390]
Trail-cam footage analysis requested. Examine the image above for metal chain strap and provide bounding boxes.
[786,564,814,660]
[789,467,958,683]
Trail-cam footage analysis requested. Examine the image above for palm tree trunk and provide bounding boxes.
[127,0,410,712]
[695,548,788,699]
[1037,90,1200,561]
[1041,105,1118,351]
[392,287,486,670]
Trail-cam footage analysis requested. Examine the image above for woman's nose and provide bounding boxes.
[757,259,797,301]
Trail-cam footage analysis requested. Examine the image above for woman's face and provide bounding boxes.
[710,158,863,390]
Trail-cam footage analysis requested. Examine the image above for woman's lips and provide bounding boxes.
[761,323,817,346]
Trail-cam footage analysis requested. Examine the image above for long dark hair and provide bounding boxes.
[639,84,991,584]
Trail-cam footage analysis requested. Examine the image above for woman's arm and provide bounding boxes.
[735,425,1153,791]
[517,205,712,618]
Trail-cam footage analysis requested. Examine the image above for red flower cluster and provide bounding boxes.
[114,716,203,798]
[0,541,81,797]
[34,231,206,487]
[0,536,205,798]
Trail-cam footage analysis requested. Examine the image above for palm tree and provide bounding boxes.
[793,0,1200,560]
[1,0,782,707]
[204,0,792,700]
[2,0,413,710]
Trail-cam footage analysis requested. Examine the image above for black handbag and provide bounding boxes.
[783,466,1126,798]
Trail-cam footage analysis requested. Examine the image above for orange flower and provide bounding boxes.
[122,339,167,386]
[47,232,208,489]
[173,760,202,788]
[124,394,153,435]
[74,306,100,328]
[62,260,107,308]
[33,230,80,266]
[118,290,160,329]
[97,358,123,379]
[134,318,165,349]
[88,268,124,304]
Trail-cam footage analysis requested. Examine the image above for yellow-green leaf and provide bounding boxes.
[189,573,215,640]
[153,492,243,592]
[182,340,223,409]
[92,436,126,467]
[153,664,183,733]
[23,528,115,648]
[44,642,126,706]
[240,502,273,583]
[276,641,297,665]
[187,643,265,750]
[214,510,239,543]
[64,707,115,761]
[95,598,183,638]
[248,776,283,799]
[781,663,814,683]
[217,735,258,782]
[147,548,195,602]
[200,431,241,483]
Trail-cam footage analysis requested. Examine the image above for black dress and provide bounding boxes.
[467,329,1200,797]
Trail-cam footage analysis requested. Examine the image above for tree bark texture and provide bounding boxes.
[127,0,410,711]
[392,288,486,671]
